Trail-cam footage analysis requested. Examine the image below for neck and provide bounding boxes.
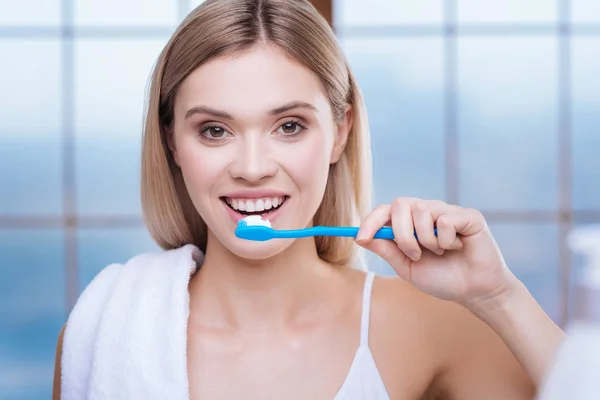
[188,233,342,333]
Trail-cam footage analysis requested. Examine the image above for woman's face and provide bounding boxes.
[170,44,350,260]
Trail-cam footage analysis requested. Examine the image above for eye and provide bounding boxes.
[200,125,231,140]
[276,120,305,136]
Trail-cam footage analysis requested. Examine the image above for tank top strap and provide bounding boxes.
[360,271,376,347]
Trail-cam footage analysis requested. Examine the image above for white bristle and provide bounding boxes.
[242,215,272,228]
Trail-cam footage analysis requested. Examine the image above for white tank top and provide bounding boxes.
[333,271,390,399]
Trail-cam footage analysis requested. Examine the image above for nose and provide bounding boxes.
[228,134,278,182]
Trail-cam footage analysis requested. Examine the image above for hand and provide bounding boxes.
[355,198,518,311]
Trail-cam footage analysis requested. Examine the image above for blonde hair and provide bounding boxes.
[141,0,373,268]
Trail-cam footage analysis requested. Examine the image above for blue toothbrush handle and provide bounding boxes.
[308,226,437,240]
[373,227,395,239]
[372,227,439,240]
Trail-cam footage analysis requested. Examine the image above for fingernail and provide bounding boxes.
[406,250,420,261]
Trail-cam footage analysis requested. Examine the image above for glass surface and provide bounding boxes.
[188,0,207,13]
[341,38,446,205]
[457,37,558,211]
[571,0,600,23]
[572,37,600,210]
[0,0,61,26]
[74,0,179,27]
[488,222,561,322]
[458,0,557,23]
[74,38,169,216]
[0,39,63,216]
[334,0,443,26]
[77,227,160,291]
[0,229,65,400]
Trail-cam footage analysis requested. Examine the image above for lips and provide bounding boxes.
[224,196,285,213]
[220,196,289,216]
[219,189,290,224]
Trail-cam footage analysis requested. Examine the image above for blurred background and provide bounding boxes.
[0,0,599,398]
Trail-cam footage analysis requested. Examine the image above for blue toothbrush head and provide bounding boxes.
[235,216,275,241]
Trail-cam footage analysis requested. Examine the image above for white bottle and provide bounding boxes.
[569,225,600,322]
[537,225,600,399]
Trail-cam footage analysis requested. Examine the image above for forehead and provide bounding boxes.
[175,45,331,116]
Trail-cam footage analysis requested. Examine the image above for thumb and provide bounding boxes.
[357,238,412,282]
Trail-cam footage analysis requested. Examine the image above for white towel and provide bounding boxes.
[61,244,203,400]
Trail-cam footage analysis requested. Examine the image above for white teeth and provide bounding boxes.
[255,199,265,211]
[226,196,286,213]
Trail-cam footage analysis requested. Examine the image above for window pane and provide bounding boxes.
[341,38,446,205]
[458,0,557,23]
[0,229,65,400]
[334,0,443,26]
[188,0,207,12]
[571,0,600,23]
[77,227,160,291]
[458,38,558,211]
[572,38,600,210]
[75,0,178,26]
[0,0,61,26]
[74,38,169,216]
[488,222,561,323]
[0,39,62,216]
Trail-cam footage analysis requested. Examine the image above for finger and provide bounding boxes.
[390,198,421,261]
[438,208,487,240]
[436,213,463,250]
[355,204,391,244]
[455,208,488,237]
[412,200,444,256]
[357,238,412,282]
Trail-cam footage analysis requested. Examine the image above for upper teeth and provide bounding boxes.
[226,196,285,212]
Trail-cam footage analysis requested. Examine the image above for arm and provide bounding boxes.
[431,298,538,399]
[466,276,567,386]
[431,276,566,399]
[52,324,66,400]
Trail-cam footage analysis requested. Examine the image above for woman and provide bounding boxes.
[53,0,565,398]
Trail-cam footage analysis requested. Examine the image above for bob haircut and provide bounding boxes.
[141,0,373,268]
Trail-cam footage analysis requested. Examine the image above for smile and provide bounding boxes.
[221,196,289,217]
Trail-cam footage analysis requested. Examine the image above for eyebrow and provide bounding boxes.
[268,101,318,116]
[184,101,318,120]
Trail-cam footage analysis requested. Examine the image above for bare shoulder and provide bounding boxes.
[53,323,66,400]
[367,274,535,399]
[364,274,446,398]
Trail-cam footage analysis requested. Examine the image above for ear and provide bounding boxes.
[165,124,180,166]
[330,105,353,164]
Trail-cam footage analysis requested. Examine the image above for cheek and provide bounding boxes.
[280,133,332,195]
[176,139,228,200]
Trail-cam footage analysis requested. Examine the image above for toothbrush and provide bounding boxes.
[235,215,438,242]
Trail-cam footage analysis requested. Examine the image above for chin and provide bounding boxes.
[223,235,296,261]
